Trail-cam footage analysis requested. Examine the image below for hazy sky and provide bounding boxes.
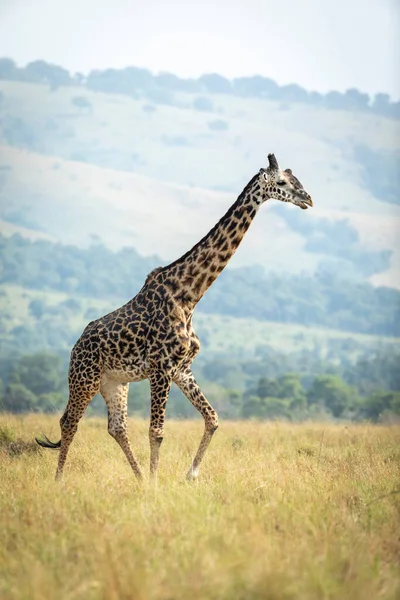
[0,0,399,98]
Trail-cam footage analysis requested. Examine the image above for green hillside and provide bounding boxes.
[0,61,399,405]
[2,283,399,367]
[0,74,399,287]
[1,233,399,336]
[0,55,399,419]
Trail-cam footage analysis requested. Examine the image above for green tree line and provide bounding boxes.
[1,234,399,336]
[0,352,399,423]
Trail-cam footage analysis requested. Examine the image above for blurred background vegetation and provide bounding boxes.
[0,58,399,422]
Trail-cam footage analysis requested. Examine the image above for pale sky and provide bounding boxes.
[0,0,399,99]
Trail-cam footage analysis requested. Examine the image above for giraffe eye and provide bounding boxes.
[277,181,285,186]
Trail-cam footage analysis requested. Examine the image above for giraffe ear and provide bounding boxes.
[267,153,279,171]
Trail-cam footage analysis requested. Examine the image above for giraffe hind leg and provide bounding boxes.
[55,383,98,480]
[173,369,218,480]
[36,322,103,480]
[100,376,143,481]
[35,386,98,478]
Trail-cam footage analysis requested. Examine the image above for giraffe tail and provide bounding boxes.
[35,434,61,449]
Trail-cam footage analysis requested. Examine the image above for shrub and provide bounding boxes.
[71,96,92,110]
[208,119,229,131]
[193,97,213,112]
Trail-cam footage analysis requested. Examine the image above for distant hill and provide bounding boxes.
[0,60,399,417]
[0,66,399,288]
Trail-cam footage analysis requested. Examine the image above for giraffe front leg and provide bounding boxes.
[174,370,219,480]
[149,371,172,479]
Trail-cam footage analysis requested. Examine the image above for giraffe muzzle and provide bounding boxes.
[298,193,313,210]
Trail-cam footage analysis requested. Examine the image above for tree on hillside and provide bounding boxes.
[279,84,309,103]
[123,66,154,91]
[86,68,120,93]
[371,94,389,114]
[198,73,232,94]
[390,101,400,119]
[24,60,71,89]
[9,353,64,397]
[2,383,37,413]
[257,376,280,399]
[156,71,182,90]
[344,88,370,111]
[202,360,244,390]
[156,71,199,92]
[308,90,324,106]
[277,373,306,403]
[0,58,19,80]
[307,374,356,418]
[242,394,290,420]
[359,390,400,422]
[324,90,348,110]
[208,119,229,131]
[145,88,174,106]
[232,75,279,98]
[193,96,214,112]
[2,115,37,149]
[242,373,307,420]
[73,72,86,86]
[345,351,400,394]
[71,96,92,111]
[87,66,154,95]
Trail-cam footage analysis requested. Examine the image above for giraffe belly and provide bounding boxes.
[103,362,148,383]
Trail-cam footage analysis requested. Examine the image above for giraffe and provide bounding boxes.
[36,153,313,482]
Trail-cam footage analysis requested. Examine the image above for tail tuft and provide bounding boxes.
[35,434,61,449]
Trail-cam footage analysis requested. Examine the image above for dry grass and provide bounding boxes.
[0,414,399,600]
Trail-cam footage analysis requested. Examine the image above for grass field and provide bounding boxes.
[1,414,399,599]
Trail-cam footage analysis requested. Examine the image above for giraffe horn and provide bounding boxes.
[267,153,279,170]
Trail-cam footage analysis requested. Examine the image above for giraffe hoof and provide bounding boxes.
[186,468,199,481]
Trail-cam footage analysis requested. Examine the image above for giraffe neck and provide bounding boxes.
[160,173,264,310]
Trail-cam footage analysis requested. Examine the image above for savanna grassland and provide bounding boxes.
[0,415,399,600]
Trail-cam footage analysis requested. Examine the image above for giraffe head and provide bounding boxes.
[260,153,313,209]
